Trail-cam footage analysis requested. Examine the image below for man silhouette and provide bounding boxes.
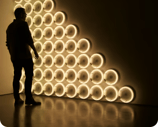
[6,8,41,106]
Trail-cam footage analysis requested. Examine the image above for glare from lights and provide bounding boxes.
[43,69,54,81]
[54,54,65,68]
[54,40,65,53]
[90,69,104,84]
[26,16,33,28]
[65,54,77,68]
[33,68,43,81]
[33,14,43,27]
[65,69,77,83]
[65,40,77,53]
[77,54,90,68]
[33,55,43,67]
[33,28,43,40]
[77,69,89,83]
[54,69,65,82]
[43,27,54,40]
[54,11,66,25]
[43,55,54,67]
[24,3,33,15]
[90,85,104,101]
[43,13,54,26]
[32,82,43,95]
[54,83,65,97]
[43,0,54,13]
[104,86,118,102]
[34,41,43,54]
[43,41,54,54]
[14,4,23,12]
[77,84,90,99]
[43,82,54,96]
[90,53,104,68]
[54,26,65,39]
[65,24,77,39]
[77,38,90,53]
[65,84,77,98]
[33,1,43,14]
[19,81,24,93]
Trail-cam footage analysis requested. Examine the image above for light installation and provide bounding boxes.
[15,0,135,104]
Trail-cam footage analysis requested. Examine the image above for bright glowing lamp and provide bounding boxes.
[77,54,90,68]
[77,38,90,53]
[33,68,43,81]
[43,69,54,81]
[65,54,77,68]
[19,81,24,93]
[65,69,77,83]
[43,13,54,26]
[77,84,90,99]
[65,84,77,98]
[43,27,54,40]
[34,41,43,54]
[43,41,54,53]
[32,82,43,95]
[90,69,104,84]
[43,55,54,67]
[54,11,66,25]
[77,69,89,83]
[90,85,104,101]
[90,53,104,68]
[54,69,65,82]
[26,16,33,28]
[54,26,65,39]
[33,1,43,14]
[65,40,77,53]
[33,15,43,27]
[43,0,54,12]
[24,3,33,15]
[33,55,43,67]
[54,54,65,68]
[33,28,43,40]
[54,83,65,97]
[65,24,77,39]
[43,82,54,96]
[54,40,65,53]
[104,86,118,102]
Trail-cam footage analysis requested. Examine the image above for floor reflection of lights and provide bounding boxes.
[78,101,90,118]
[65,100,77,116]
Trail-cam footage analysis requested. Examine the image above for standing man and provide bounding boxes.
[6,8,41,106]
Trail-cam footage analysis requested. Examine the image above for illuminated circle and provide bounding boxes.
[77,38,90,53]
[54,83,65,97]
[54,69,65,82]
[77,69,89,83]
[43,0,54,13]
[77,84,90,99]
[65,40,77,53]
[32,82,43,95]
[33,55,43,67]
[43,55,54,67]
[43,82,54,96]
[43,41,54,53]
[54,11,66,25]
[43,27,54,40]
[54,26,65,39]
[119,86,134,103]
[34,68,43,81]
[65,54,77,68]
[54,40,65,53]
[54,54,65,68]
[33,15,43,27]
[24,3,33,15]
[14,0,22,3]
[26,16,33,28]
[65,69,77,83]
[77,54,90,68]
[14,4,23,11]
[90,53,104,68]
[104,86,118,102]
[65,84,77,98]
[33,1,43,14]
[19,81,24,93]
[43,13,54,26]
[33,28,43,40]
[43,69,54,81]
[90,85,104,101]
[24,0,31,2]
[34,41,43,54]
[65,24,77,39]
[90,69,104,84]
[104,69,119,85]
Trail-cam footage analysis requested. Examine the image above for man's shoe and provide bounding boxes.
[14,98,24,106]
[25,99,41,106]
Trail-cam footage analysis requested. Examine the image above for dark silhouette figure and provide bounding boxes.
[6,8,41,106]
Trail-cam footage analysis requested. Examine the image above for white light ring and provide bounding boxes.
[54,54,65,68]
[54,11,66,25]
[43,0,54,13]
[90,85,104,101]
[33,55,43,67]
[43,55,54,67]
[65,54,77,68]
[54,83,65,97]
[34,41,43,54]
[65,24,77,39]
[54,26,65,40]
[77,54,90,68]
[119,86,134,103]
[54,69,65,82]
[43,27,54,40]
[54,40,65,53]
[33,1,43,14]
[43,82,54,96]
[77,38,90,53]
[33,14,43,27]
[24,3,33,15]
[24,0,31,2]
[65,84,77,98]
[33,28,43,40]
[90,53,104,68]
[33,82,43,95]
[14,4,23,12]
[65,40,77,53]
[104,86,118,102]
[77,69,89,83]
[90,69,104,84]
[77,84,90,99]
[104,69,119,85]
[43,69,54,81]
[43,13,54,26]
[14,0,23,3]
[65,69,77,83]
[26,16,33,28]
[33,68,43,81]
[19,81,24,93]
[43,41,54,54]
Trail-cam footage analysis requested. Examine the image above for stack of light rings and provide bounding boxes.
[65,40,77,53]
[33,82,43,95]
[90,53,104,68]
[54,69,65,82]
[43,69,54,81]
[77,84,90,99]
[90,69,103,84]
[65,54,77,68]
[43,55,54,67]
[66,84,77,98]
[43,41,54,53]
[77,54,89,68]
[77,69,89,83]
[90,85,103,100]
[65,69,77,83]
[54,83,65,97]
[104,86,118,102]
[43,82,54,96]
[34,68,43,81]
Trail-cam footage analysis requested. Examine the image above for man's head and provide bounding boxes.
[14,8,27,21]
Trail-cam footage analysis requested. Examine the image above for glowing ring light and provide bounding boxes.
[54,83,65,97]
[33,1,43,14]
[43,0,54,13]
[30,29,33,37]
[104,86,118,102]
[19,81,24,93]
[90,53,104,68]
[34,68,43,81]
[26,16,33,28]
[34,41,43,54]
[33,55,43,67]
[65,40,77,53]
[24,0,31,2]
[77,38,90,53]
[104,69,119,85]
[65,24,77,39]
[43,82,54,96]
[77,84,90,99]
[54,69,65,82]
[119,86,134,103]
[43,27,54,40]
[65,84,77,98]
[90,85,104,101]
[77,69,89,83]
[54,40,65,53]
[54,26,65,39]
[65,54,77,68]
[90,69,104,84]
[33,15,43,27]
[54,11,66,25]
[43,69,54,81]
[54,54,65,68]
[14,4,23,12]
[32,82,43,95]
[43,55,53,67]
[65,69,77,83]
[33,28,43,40]
[14,0,22,3]
[77,54,90,68]
[43,41,54,54]
[24,3,33,15]
[43,13,54,26]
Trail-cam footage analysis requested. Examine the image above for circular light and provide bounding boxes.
[54,26,65,39]
[32,82,43,95]
[119,86,134,103]
[54,54,65,68]
[54,83,65,97]
[43,69,54,81]
[90,69,104,84]
[24,0,31,2]
[43,0,54,12]
[43,13,54,26]
[77,38,90,53]
[33,55,43,67]
[65,24,77,39]
[54,69,65,82]
[14,0,22,3]
[77,54,90,68]
[33,15,43,27]
[90,53,104,68]
[43,41,54,54]
[65,84,77,98]
[43,55,54,67]
[77,84,90,99]
[43,82,54,96]
[24,3,33,15]
[104,69,119,85]
[54,11,66,25]
[65,40,77,53]
[54,40,65,53]
[104,86,118,102]
[77,69,89,83]
[34,41,43,54]
[14,4,23,12]
[33,1,43,14]
[19,81,24,93]
[90,85,104,101]
[33,28,43,40]
[43,27,54,40]
[26,16,33,28]
[33,68,43,81]
[65,54,77,68]
[65,69,77,83]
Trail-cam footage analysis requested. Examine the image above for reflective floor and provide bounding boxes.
[0,94,158,127]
